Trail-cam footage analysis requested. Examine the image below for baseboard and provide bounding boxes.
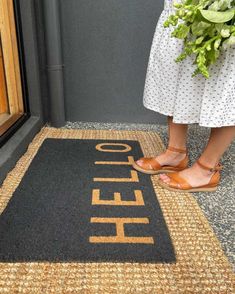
[0,116,44,185]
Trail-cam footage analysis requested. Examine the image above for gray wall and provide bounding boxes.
[60,0,166,124]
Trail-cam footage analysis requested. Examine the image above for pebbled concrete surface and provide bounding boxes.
[65,121,235,269]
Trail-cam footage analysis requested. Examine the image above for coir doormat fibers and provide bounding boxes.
[0,128,234,293]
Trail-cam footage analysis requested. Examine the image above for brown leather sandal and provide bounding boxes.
[132,146,189,175]
[158,159,223,192]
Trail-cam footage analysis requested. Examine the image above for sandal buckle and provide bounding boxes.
[197,159,223,172]
[210,164,223,172]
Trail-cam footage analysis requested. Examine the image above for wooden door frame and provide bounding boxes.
[0,0,30,147]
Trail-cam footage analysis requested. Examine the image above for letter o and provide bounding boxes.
[96,143,132,152]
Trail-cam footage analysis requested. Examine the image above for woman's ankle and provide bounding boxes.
[164,149,186,157]
[197,156,220,170]
[192,160,217,177]
[157,149,187,166]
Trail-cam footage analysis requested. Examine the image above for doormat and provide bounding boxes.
[0,127,234,293]
[0,138,175,263]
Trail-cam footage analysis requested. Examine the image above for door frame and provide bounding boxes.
[0,0,30,147]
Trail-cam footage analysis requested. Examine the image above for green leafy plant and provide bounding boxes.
[164,0,235,78]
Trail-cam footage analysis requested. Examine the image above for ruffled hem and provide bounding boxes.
[143,102,235,128]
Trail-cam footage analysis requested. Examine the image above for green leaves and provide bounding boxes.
[164,0,235,78]
[200,9,235,23]
[191,21,211,35]
[209,0,234,11]
[172,24,190,39]
[222,34,235,48]
[163,15,179,27]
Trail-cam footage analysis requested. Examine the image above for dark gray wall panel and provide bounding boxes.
[34,0,50,122]
[18,0,44,118]
[60,0,166,124]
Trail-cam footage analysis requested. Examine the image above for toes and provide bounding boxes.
[159,174,170,183]
[136,159,143,166]
[136,159,148,169]
[159,174,168,180]
[164,176,171,183]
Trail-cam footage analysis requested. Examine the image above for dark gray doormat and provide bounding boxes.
[0,138,175,263]
[0,128,233,293]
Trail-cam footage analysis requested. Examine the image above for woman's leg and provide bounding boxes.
[160,126,235,187]
[167,116,188,149]
[136,116,188,167]
[199,126,235,166]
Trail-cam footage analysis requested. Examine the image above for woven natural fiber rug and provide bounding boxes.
[0,127,234,293]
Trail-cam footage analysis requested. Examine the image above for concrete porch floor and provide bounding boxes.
[64,121,235,269]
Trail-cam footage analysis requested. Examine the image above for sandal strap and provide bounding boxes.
[166,172,192,189]
[197,159,223,172]
[167,146,187,154]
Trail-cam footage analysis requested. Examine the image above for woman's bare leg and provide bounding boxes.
[167,116,188,149]
[160,126,235,187]
[136,116,188,167]
[199,126,235,166]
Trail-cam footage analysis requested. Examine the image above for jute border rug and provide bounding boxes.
[0,127,234,293]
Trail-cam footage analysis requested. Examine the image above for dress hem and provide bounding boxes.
[143,102,235,128]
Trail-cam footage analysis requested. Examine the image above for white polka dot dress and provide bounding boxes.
[143,0,235,127]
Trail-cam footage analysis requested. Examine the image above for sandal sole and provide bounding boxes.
[132,162,184,175]
[158,179,218,193]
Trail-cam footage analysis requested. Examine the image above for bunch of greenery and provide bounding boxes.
[164,0,235,78]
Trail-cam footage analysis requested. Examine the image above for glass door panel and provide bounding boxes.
[0,34,9,120]
[0,0,25,136]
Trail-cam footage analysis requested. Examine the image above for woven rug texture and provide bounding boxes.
[0,127,234,293]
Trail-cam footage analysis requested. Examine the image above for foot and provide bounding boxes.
[159,161,216,188]
[136,148,187,169]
